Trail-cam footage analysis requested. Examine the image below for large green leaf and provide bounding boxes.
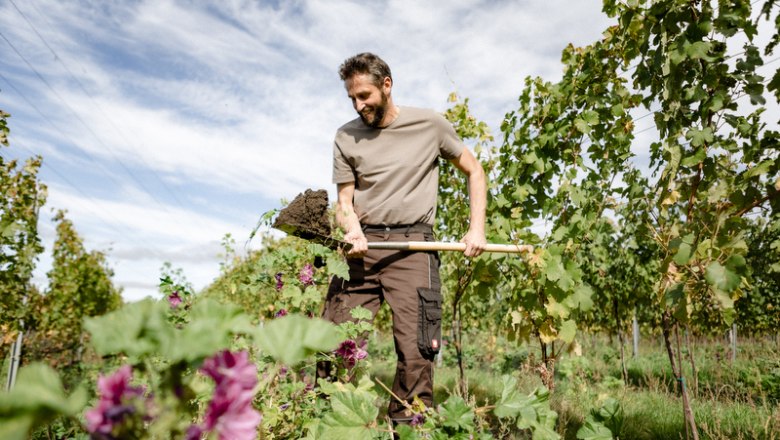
[576,419,613,440]
[327,255,350,280]
[705,261,741,293]
[494,376,534,419]
[0,415,33,440]
[165,299,254,362]
[0,364,87,440]
[494,377,559,438]
[564,284,594,311]
[672,234,695,265]
[558,319,577,344]
[84,299,170,358]
[439,396,475,432]
[317,381,379,439]
[396,424,419,440]
[255,314,343,365]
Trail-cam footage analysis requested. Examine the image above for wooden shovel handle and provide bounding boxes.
[367,241,533,253]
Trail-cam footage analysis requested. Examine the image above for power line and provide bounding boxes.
[0,29,174,213]
[9,0,190,211]
[0,70,141,193]
[6,134,166,264]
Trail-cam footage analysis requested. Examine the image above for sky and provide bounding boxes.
[0,1,776,302]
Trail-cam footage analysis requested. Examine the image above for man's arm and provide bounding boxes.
[335,182,368,257]
[449,148,487,257]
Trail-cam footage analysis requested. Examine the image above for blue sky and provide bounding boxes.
[1,1,775,302]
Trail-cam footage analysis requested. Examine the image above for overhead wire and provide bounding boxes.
[11,139,153,243]
[0,70,142,195]
[9,0,190,211]
[0,28,175,213]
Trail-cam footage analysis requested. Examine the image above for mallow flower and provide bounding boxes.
[298,263,315,286]
[168,290,182,308]
[334,339,368,369]
[190,350,262,440]
[84,365,146,436]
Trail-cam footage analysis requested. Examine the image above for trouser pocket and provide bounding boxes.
[417,287,442,360]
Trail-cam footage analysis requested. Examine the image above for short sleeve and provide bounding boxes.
[332,141,355,184]
[433,113,465,160]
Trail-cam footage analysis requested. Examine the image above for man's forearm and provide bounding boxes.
[467,168,487,234]
[336,201,363,235]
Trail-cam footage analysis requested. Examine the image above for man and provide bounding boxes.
[320,52,487,424]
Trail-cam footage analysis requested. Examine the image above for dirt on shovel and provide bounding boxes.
[272,189,336,246]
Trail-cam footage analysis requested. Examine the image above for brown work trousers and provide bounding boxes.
[317,225,442,423]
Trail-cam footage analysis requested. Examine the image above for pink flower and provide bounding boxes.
[274,272,284,291]
[202,382,262,439]
[185,424,205,440]
[298,263,315,286]
[195,350,261,440]
[201,351,258,390]
[334,339,368,369]
[274,309,288,318]
[85,365,146,435]
[168,290,182,308]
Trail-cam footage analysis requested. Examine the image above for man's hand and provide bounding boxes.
[344,229,368,258]
[449,149,488,259]
[460,229,487,258]
[335,182,367,258]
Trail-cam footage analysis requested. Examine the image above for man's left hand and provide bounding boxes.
[460,229,487,258]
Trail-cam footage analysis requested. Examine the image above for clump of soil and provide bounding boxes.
[273,189,331,239]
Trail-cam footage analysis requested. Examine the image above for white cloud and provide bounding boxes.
[1,0,631,300]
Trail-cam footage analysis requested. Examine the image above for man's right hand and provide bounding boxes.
[344,229,368,258]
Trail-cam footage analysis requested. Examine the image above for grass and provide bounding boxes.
[367,330,780,439]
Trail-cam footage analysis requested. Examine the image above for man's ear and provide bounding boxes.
[383,76,393,93]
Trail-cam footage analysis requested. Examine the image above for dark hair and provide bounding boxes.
[338,52,392,87]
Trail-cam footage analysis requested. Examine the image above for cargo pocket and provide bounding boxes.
[417,287,442,360]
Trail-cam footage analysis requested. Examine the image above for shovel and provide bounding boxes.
[274,222,532,254]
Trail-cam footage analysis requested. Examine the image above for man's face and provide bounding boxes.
[345,74,390,128]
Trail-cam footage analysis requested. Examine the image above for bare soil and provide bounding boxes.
[272,188,331,239]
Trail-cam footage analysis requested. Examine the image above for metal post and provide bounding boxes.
[730,323,737,363]
[632,311,639,358]
[5,331,23,391]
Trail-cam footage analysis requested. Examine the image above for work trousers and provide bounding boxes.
[318,224,442,422]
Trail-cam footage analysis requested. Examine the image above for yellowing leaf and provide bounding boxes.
[661,189,680,206]
[545,297,570,319]
[539,321,557,344]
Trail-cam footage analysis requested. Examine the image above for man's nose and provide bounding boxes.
[354,99,366,112]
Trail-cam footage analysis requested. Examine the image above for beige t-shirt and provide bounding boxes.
[332,106,465,225]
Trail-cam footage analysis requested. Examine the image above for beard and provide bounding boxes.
[359,92,388,128]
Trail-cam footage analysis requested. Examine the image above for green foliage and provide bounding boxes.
[255,314,343,366]
[0,109,47,339]
[0,363,87,440]
[494,376,560,439]
[313,377,382,439]
[85,298,253,363]
[737,214,780,332]
[2,283,350,439]
[44,211,123,321]
[4,1,779,438]
[202,232,344,321]
[26,211,123,369]
[0,109,10,146]
[604,0,779,333]
[576,397,623,440]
